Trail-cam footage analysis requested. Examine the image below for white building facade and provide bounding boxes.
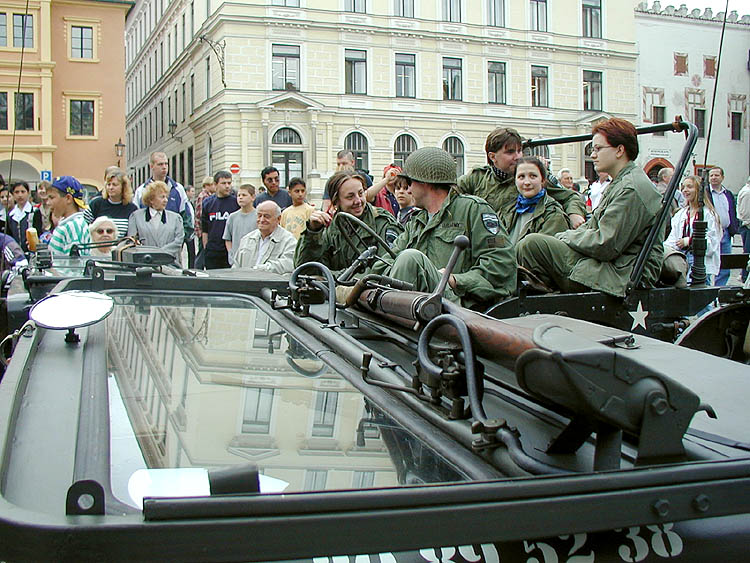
[635,2,750,191]
[124,0,640,195]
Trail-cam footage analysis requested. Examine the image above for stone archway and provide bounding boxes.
[0,159,40,184]
[643,157,673,183]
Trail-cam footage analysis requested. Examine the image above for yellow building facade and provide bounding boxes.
[126,0,639,194]
[0,0,130,193]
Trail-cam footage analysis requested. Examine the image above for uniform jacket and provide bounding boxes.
[499,193,570,244]
[127,207,184,263]
[556,162,663,297]
[457,165,586,218]
[233,225,297,274]
[372,191,517,308]
[294,204,403,271]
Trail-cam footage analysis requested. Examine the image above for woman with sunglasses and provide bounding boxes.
[88,216,118,257]
[84,168,137,238]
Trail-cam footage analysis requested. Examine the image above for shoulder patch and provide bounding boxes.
[385,228,399,246]
[482,212,500,235]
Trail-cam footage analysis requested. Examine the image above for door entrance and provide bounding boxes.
[271,151,303,188]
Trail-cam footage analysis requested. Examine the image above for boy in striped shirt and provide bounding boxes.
[46,176,91,256]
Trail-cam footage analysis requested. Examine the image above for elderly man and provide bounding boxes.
[233,201,296,274]
[517,118,663,297]
[457,127,586,228]
[370,147,516,309]
[655,167,683,212]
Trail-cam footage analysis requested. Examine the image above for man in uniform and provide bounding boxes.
[457,128,586,229]
[370,147,516,309]
[516,118,663,297]
[294,171,402,272]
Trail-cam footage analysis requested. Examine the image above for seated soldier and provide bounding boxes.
[370,147,516,309]
[516,117,663,297]
[294,171,402,272]
[457,127,586,228]
[500,156,570,245]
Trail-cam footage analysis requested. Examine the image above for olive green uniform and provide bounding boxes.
[499,193,570,245]
[516,162,663,297]
[294,203,403,272]
[371,191,516,309]
[457,166,586,218]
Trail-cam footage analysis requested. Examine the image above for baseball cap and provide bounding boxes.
[51,176,88,209]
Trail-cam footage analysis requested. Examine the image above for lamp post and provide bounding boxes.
[115,138,126,167]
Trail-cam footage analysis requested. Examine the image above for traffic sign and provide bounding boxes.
[40,170,52,181]
[229,163,240,175]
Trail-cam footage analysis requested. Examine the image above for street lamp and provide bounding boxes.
[114,138,126,166]
[168,120,182,142]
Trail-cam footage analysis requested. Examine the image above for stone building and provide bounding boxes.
[125,0,640,195]
[0,0,130,193]
[635,2,750,190]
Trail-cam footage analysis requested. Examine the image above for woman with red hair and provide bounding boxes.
[517,118,663,297]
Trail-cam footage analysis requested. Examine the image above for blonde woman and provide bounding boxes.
[665,175,721,284]
[84,168,137,237]
[127,181,183,264]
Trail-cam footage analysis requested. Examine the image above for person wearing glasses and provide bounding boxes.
[88,216,118,258]
[517,117,663,297]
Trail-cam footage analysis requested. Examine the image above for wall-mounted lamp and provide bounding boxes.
[168,120,183,142]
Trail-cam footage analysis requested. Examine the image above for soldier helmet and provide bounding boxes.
[399,147,458,185]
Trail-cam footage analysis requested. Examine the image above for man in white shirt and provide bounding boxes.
[232,201,296,274]
[736,175,750,282]
[587,171,611,212]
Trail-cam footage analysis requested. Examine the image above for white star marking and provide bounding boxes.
[628,300,649,331]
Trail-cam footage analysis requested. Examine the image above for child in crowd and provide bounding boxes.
[280,178,314,239]
[46,176,92,256]
[8,181,43,252]
[223,184,257,266]
[393,176,417,225]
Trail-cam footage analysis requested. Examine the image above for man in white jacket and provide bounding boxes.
[232,201,296,274]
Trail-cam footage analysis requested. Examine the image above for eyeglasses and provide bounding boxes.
[591,145,615,154]
[95,228,116,235]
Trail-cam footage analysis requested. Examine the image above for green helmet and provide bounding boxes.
[400,147,458,184]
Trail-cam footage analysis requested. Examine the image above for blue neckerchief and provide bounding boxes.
[516,188,546,214]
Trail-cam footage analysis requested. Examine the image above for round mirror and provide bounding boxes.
[30,291,115,330]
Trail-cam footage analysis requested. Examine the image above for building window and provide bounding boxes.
[731,111,742,141]
[304,470,327,490]
[582,0,601,38]
[353,471,375,488]
[653,105,666,135]
[345,0,365,13]
[71,26,93,59]
[272,0,300,5]
[187,145,194,186]
[0,15,6,47]
[488,0,504,27]
[181,83,186,121]
[442,136,464,177]
[674,53,688,76]
[70,100,94,136]
[394,134,416,168]
[395,53,415,98]
[583,70,602,111]
[205,57,210,99]
[345,49,367,95]
[395,0,414,17]
[530,0,547,32]
[312,391,338,437]
[272,127,302,144]
[694,108,706,138]
[345,131,369,172]
[0,92,5,129]
[488,61,506,104]
[704,56,716,78]
[531,65,548,107]
[242,388,274,434]
[14,92,33,130]
[272,44,299,91]
[13,14,33,48]
[642,87,664,123]
[443,0,461,22]
[442,57,462,101]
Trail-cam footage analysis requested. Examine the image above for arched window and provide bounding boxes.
[393,134,417,168]
[272,127,302,145]
[345,132,369,173]
[442,136,465,177]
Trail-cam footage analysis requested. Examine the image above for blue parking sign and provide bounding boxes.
[40,170,52,181]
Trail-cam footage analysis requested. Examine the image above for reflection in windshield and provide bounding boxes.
[105,293,467,506]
